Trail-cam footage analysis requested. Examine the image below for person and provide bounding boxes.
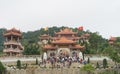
[39,58,42,66]
[68,58,72,67]
[82,60,87,64]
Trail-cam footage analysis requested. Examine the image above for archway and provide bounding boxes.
[72,51,78,57]
[50,52,55,57]
[58,48,70,57]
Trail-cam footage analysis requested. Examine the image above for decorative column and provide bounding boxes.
[6,37,8,42]
[11,36,13,41]
[10,45,12,48]
[70,48,72,57]
[10,52,12,56]
[17,37,19,42]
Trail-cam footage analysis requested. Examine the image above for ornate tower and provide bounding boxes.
[3,28,24,56]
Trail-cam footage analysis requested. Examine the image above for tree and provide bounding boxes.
[82,52,85,60]
[87,57,90,64]
[0,61,6,74]
[103,59,108,69]
[36,58,38,65]
[81,64,95,74]
[88,32,107,54]
[17,60,21,69]
[23,43,40,55]
[0,28,6,53]
[103,46,120,67]
[96,62,100,69]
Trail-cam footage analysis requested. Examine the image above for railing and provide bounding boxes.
[3,48,23,53]
[4,41,21,45]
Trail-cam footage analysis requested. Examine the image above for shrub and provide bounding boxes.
[87,57,90,64]
[36,58,38,65]
[17,60,21,69]
[103,58,108,69]
[81,64,95,74]
[0,61,6,74]
[98,69,119,74]
[96,62,100,69]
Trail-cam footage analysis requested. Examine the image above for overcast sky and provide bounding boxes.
[0,0,120,39]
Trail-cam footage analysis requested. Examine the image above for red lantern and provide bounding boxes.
[78,26,83,31]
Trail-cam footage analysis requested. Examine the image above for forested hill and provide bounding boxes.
[0,26,108,54]
[0,28,6,52]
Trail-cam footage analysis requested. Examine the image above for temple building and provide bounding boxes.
[39,28,90,58]
[109,36,116,45]
[39,34,51,45]
[3,28,24,56]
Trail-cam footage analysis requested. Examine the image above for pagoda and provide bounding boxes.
[39,28,89,58]
[38,34,51,45]
[51,28,80,41]
[3,28,24,56]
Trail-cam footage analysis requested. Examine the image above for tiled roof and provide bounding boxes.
[109,41,114,44]
[51,37,80,40]
[55,28,77,34]
[109,37,116,41]
[7,28,20,33]
[81,33,90,38]
[4,28,22,37]
[4,31,22,36]
[70,44,84,49]
[84,33,90,37]
[52,36,75,44]
[40,34,50,37]
[43,45,56,49]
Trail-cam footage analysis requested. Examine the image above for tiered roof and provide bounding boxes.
[4,28,22,37]
[40,34,51,40]
[55,28,77,35]
[43,28,85,50]
[3,28,24,55]
[52,36,75,44]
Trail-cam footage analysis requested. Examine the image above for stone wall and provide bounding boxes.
[7,68,120,74]
[7,68,87,74]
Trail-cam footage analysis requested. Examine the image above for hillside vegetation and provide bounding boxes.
[0,26,108,54]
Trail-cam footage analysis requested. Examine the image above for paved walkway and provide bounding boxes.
[0,57,41,62]
[0,56,111,63]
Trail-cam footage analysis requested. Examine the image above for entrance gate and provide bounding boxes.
[57,48,70,57]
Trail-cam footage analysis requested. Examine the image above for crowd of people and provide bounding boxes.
[40,54,87,68]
